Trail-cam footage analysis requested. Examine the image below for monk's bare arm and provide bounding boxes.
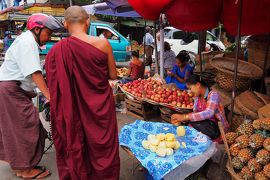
[32,71,50,100]
[105,40,117,80]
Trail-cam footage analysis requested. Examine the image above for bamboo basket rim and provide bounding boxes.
[235,97,258,119]
[226,161,243,180]
[210,57,263,79]
[253,91,270,105]
[237,91,265,110]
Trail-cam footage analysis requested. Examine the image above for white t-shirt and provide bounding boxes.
[0,30,41,91]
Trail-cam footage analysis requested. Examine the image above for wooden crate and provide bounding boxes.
[160,107,172,123]
[125,97,157,120]
[114,93,126,104]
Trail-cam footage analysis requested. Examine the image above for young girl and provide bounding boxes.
[121,50,145,83]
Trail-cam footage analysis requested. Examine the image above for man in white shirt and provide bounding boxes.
[0,13,63,179]
[143,26,154,66]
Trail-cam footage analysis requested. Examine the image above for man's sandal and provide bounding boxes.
[14,166,50,179]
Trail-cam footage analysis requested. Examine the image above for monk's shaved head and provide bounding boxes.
[64,6,89,23]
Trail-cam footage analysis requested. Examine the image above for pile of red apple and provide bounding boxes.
[121,78,194,109]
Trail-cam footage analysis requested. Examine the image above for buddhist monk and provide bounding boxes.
[45,6,120,180]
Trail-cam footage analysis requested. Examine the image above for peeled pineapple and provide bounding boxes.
[166,148,174,156]
[182,142,187,148]
[156,133,166,141]
[142,133,181,157]
[166,133,176,141]
[142,140,150,149]
[177,126,186,137]
[149,145,157,153]
[166,141,176,148]
[158,141,167,148]
[150,138,160,146]
[156,148,166,157]
[174,141,181,150]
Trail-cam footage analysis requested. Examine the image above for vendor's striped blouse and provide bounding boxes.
[188,89,229,131]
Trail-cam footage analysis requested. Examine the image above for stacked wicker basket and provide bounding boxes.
[232,91,270,120]
[248,35,270,71]
[210,57,263,92]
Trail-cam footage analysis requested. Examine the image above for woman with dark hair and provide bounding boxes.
[171,74,229,140]
[165,50,193,90]
[121,50,145,83]
[163,41,176,75]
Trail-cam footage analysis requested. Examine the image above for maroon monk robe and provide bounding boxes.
[45,36,120,180]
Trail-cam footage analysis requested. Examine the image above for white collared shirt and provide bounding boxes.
[0,30,41,91]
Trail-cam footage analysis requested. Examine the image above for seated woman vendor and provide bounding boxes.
[171,75,229,140]
[121,50,145,84]
[165,50,193,90]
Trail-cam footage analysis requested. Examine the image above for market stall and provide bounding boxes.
[119,120,217,180]
[114,0,270,179]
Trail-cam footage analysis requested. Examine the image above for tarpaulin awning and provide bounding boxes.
[83,2,140,17]
[121,19,153,27]
[128,0,270,35]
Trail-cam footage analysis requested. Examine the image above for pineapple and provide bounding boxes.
[230,144,241,157]
[263,119,270,131]
[238,148,255,163]
[240,166,255,180]
[256,149,270,165]
[263,164,270,178]
[232,157,244,170]
[253,118,270,131]
[248,158,263,173]
[237,123,254,136]
[253,119,264,130]
[250,134,265,149]
[263,138,270,152]
[226,132,238,145]
[255,171,269,180]
[236,135,250,148]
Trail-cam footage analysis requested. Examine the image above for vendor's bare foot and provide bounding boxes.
[15,167,50,179]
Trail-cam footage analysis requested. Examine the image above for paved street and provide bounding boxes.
[0,113,146,180]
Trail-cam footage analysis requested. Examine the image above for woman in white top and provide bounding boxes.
[0,14,63,179]
[163,41,176,76]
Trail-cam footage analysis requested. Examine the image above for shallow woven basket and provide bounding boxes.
[235,97,258,120]
[254,91,270,105]
[248,35,270,70]
[210,57,263,79]
[211,57,263,91]
[238,91,265,112]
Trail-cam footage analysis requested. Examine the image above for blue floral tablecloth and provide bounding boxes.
[119,120,212,180]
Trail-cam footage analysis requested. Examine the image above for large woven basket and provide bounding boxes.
[210,57,263,91]
[216,72,250,91]
[248,35,270,70]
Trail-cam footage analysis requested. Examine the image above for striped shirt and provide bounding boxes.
[188,89,229,131]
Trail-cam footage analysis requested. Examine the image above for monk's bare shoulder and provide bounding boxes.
[89,36,111,54]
